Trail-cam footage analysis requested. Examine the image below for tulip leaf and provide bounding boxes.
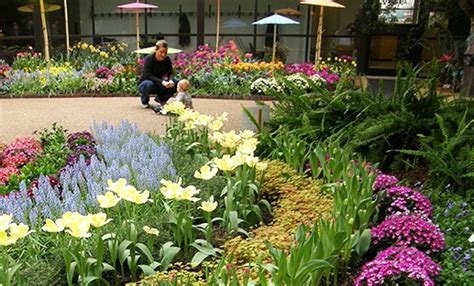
[356,229,371,256]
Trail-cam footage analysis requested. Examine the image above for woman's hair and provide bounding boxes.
[155,39,168,49]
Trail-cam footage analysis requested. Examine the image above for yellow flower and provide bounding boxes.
[130,190,152,205]
[178,185,200,202]
[0,231,16,246]
[237,141,257,155]
[208,119,224,131]
[194,165,218,180]
[184,120,197,130]
[256,161,268,171]
[220,131,241,149]
[88,213,112,228]
[65,218,91,239]
[42,219,65,232]
[106,178,128,195]
[0,214,13,231]
[214,155,240,171]
[199,196,217,212]
[209,132,224,144]
[160,178,183,200]
[9,223,31,239]
[143,226,159,236]
[99,51,109,58]
[239,130,255,139]
[81,43,88,50]
[97,192,121,208]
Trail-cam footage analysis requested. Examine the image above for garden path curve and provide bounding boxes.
[0,97,262,144]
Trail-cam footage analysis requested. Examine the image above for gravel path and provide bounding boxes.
[0,97,264,144]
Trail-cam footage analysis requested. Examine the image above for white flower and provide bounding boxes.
[194,165,219,180]
[469,233,474,243]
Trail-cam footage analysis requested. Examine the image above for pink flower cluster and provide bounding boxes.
[372,214,445,253]
[174,41,242,77]
[373,173,399,191]
[354,247,441,286]
[385,186,433,217]
[0,137,42,185]
[283,63,318,76]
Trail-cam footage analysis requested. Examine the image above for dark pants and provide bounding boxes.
[138,79,178,105]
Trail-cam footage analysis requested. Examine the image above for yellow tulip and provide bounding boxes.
[65,219,91,239]
[143,226,160,236]
[256,162,268,171]
[194,165,218,180]
[131,190,152,205]
[42,219,65,232]
[208,119,224,131]
[179,185,200,202]
[239,130,255,139]
[214,155,240,171]
[199,196,218,212]
[106,178,128,195]
[97,192,121,208]
[160,178,183,200]
[88,213,112,228]
[9,223,31,239]
[0,214,13,231]
[0,231,16,246]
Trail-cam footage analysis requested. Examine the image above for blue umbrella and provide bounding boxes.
[252,13,299,71]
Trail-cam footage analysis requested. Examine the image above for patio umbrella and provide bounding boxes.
[133,46,182,55]
[117,0,158,51]
[252,13,299,73]
[274,8,303,17]
[300,0,345,65]
[17,3,61,13]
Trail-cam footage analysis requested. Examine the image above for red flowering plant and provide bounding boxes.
[11,46,45,72]
[437,51,456,88]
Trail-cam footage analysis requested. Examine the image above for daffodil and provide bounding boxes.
[42,219,65,232]
[0,214,13,231]
[199,196,218,212]
[97,191,121,208]
[194,165,218,180]
[88,213,112,228]
[143,226,159,236]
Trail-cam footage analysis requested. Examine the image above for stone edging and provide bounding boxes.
[0,93,275,101]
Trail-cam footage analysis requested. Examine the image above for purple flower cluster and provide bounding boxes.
[373,173,399,192]
[384,186,433,217]
[372,214,445,253]
[95,66,113,79]
[283,63,318,76]
[354,247,441,286]
[66,131,97,166]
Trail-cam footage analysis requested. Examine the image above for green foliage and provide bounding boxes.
[431,191,474,284]
[398,110,474,196]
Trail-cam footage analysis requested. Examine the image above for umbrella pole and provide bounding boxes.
[64,0,70,59]
[215,0,220,53]
[136,11,140,51]
[39,0,50,62]
[272,23,277,75]
[314,6,324,66]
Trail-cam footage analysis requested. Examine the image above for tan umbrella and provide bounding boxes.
[300,0,345,65]
[17,3,61,13]
[274,8,303,16]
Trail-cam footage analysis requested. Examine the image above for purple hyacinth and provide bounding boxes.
[354,246,441,286]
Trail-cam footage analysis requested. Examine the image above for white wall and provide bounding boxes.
[78,0,358,63]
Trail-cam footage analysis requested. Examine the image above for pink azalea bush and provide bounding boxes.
[354,246,441,286]
[1,137,42,169]
[372,214,445,253]
[0,166,19,185]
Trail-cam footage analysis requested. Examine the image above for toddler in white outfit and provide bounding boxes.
[176,79,193,110]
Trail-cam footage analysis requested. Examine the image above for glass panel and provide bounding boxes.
[379,0,418,24]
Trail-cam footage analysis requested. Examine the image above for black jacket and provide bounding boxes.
[179,13,191,47]
[139,54,173,86]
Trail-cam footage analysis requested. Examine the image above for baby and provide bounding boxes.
[176,79,193,110]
